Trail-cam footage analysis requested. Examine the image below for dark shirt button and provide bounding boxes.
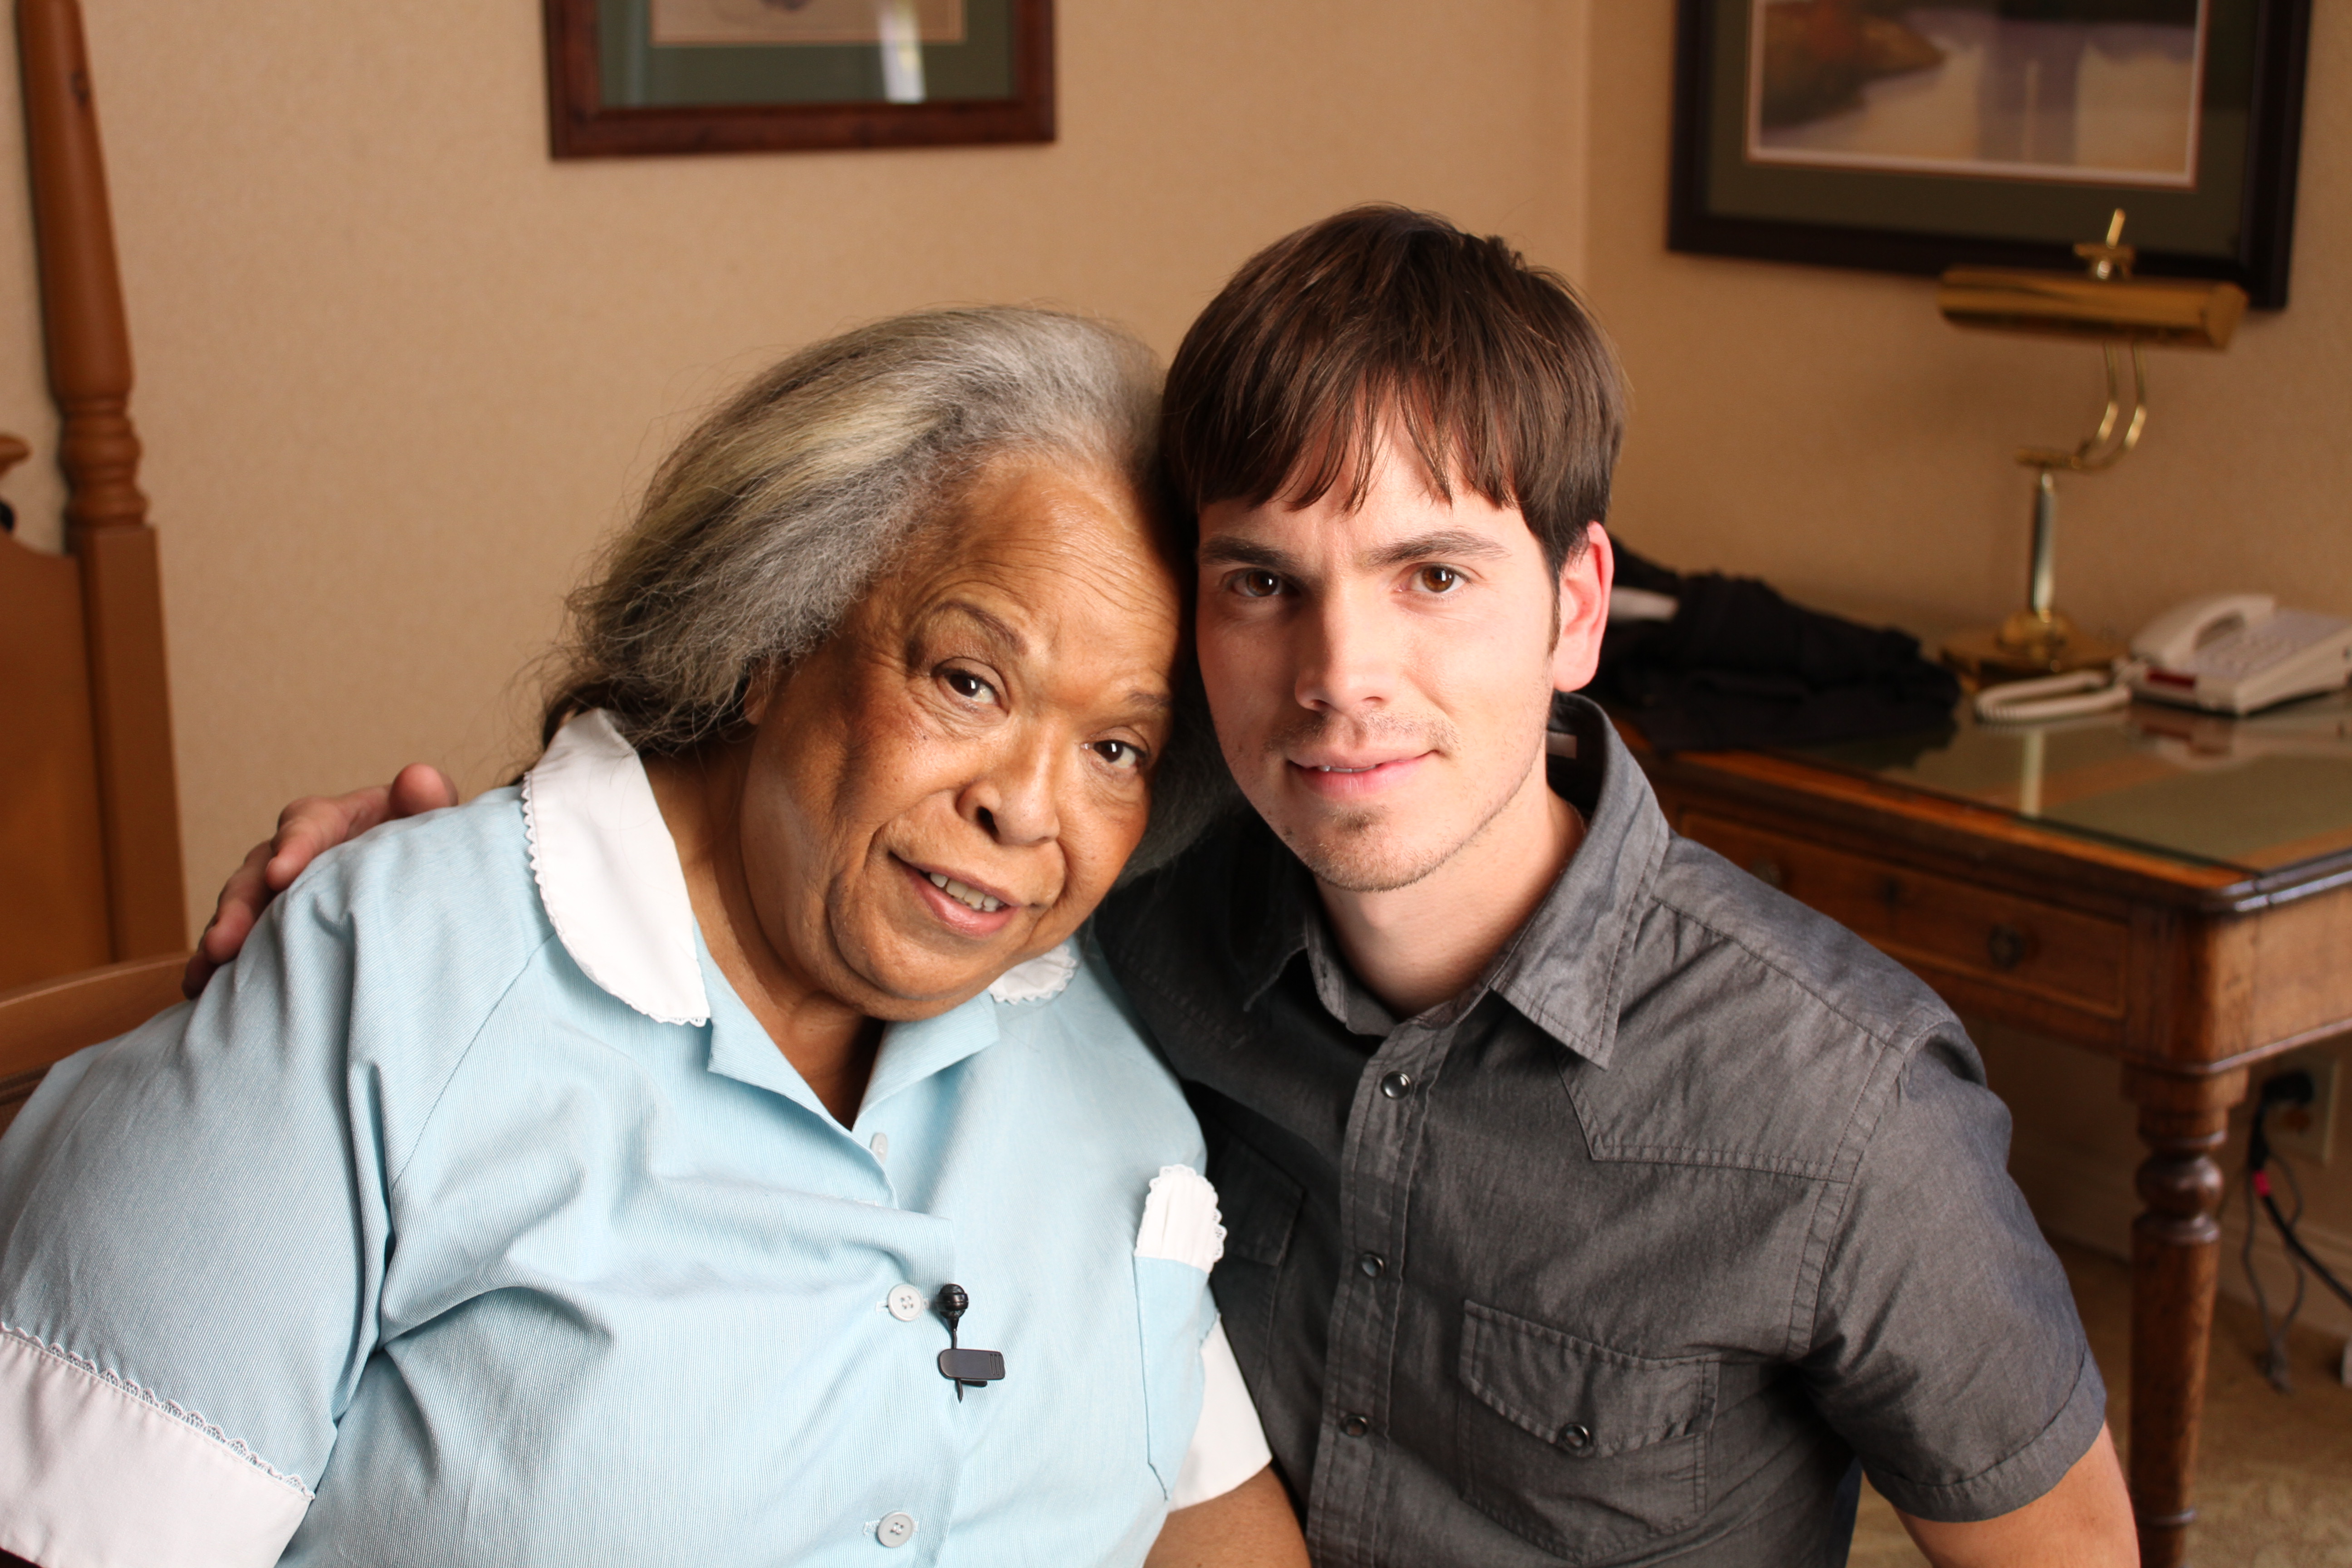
[1357,1251,1386,1279]
[1340,1413,1371,1438]
[1378,1071,1414,1099]
[1559,1422,1593,1450]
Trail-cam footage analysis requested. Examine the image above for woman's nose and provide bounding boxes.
[960,744,1062,847]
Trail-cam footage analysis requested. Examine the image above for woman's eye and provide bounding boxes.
[1090,740,1146,772]
[941,668,1000,705]
[1415,565,1464,593]
[1230,569,1284,599]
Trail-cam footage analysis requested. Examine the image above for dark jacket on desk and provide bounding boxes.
[1598,545,1960,752]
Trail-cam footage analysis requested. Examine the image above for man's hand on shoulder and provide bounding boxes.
[182,764,459,998]
[1897,1425,2138,1567]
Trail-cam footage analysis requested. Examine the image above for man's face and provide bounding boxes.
[1194,434,1610,893]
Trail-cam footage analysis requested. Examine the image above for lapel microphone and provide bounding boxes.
[933,1284,1006,1399]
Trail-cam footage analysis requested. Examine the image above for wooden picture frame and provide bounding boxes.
[543,0,1053,159]
[1669,0,2313,307]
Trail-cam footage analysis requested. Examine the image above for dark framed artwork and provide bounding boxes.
[1669,1,2312,306]
[543,0,1053,158]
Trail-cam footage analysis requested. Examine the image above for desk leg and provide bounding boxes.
[2122,1065,2245,1568]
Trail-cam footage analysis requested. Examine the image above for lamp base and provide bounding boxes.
[1942,610,2124,684]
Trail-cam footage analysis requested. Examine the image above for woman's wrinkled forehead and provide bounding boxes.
[902,461,1175,614]
[856,458,1182,695]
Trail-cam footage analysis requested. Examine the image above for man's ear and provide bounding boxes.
[1549,523,1614,694]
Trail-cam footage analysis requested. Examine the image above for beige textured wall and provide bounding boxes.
[1579,4,2352,1320]
[0,0,1592,935]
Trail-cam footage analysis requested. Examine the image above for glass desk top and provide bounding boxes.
[1778,689,2352,877]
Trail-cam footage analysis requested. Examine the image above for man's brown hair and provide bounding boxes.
[1162,204,1626,574]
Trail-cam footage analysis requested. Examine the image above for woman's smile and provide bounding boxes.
[896,853,1023,936]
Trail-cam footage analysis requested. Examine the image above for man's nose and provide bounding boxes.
[960,738,1063,847]
[1294,584,1398,714]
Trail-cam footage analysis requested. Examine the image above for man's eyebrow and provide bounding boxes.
[1196,535,1290,570]
[1362,529,1514,569]
[1196,529,1514,574]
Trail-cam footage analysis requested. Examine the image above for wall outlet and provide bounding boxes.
[2260,1050,2339,1165]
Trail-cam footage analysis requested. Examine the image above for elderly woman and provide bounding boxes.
[0,310,1303,1567]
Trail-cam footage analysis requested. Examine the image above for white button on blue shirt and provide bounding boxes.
[0,712,1269,1567]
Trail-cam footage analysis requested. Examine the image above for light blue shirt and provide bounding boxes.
[0,715,1258,1568]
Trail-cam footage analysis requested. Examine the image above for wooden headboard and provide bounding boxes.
[0,0,184,991]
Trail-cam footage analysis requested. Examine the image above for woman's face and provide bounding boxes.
[734,456,1181,1019]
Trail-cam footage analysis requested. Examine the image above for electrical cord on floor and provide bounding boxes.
[2244,1142,2306,1392]
[2244,1070,2352,1392]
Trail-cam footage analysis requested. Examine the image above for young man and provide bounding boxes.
[194,208,2136,1564]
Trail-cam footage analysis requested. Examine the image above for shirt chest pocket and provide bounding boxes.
[1455,1299,1717,1564]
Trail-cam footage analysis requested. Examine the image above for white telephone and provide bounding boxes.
[2125,593,2352,715]
[1975,593,2352,723]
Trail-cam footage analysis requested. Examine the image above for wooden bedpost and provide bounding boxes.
[18,0,185,960]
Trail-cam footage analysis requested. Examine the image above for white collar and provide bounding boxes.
[521,711,1076,1026]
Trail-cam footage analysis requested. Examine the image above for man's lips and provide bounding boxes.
[896,857,1023,936]
[1283,752,1432,799]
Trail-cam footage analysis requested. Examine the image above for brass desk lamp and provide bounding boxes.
[1937,211,2246,681]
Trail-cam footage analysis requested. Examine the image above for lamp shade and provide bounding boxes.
[1938,269,2245,349]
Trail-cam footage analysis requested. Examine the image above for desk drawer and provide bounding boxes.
[1680,813,2128,1019]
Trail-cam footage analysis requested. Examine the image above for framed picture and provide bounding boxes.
[543,0,1053,159]
[1669,1,2312,306]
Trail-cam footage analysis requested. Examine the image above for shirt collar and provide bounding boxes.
[1232,694,1670,1069]
[698,929,1002,1122]
[522,710,1079,1034]
[1482,696,1672,1069]
[1235,839,1318,1015]
[523,710,711,1027]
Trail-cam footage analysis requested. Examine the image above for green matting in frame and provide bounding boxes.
[594,0,1017,108]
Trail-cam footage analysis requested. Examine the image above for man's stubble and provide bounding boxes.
[1254,707,1547,896]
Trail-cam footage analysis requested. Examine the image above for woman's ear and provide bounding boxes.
[741,662,784,726]
[1549,522,1615,694]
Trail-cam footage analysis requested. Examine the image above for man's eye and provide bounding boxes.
[1090,740,1146,772]
[1415,565,1464,593]
[1230,570,1284,599]
[942,668,1000,705]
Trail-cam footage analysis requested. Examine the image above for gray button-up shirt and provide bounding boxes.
[1095,696,2103,1566]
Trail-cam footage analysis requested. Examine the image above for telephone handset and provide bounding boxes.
[2125,593,2352,715]
[2131,593,2281,669]
[1975,592,2352,723]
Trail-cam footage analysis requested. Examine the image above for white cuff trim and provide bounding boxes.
[1171,1321,1273,1509]
[0,1327,310,1568]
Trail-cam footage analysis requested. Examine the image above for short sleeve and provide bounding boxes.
[1800,1028,2106,1523]
[1171,1320,1274,1509]
[0,895,385,1567]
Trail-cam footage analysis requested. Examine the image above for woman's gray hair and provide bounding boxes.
[547,305,1237,875]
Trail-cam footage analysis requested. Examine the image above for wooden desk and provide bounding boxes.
[1628,696,2352,1568]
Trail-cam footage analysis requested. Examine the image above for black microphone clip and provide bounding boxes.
[933,1283,1005,1400]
